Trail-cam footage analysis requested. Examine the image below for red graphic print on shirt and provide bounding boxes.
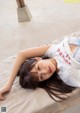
[57,48,71,65]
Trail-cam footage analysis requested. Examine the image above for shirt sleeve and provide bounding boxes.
[68,37,80,46]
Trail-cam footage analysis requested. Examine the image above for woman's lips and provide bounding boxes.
[49,66,52,73]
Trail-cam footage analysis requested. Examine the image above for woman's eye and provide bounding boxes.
[40,76,43,80]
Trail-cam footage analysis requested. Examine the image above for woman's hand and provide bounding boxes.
[0,85,11,101]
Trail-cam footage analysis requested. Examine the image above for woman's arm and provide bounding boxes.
[3,44,51,89]
[0,44,51,100]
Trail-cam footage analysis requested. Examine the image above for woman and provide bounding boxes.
[0,36,80,102]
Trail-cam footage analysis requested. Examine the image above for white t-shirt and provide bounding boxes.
[44,37,80,87]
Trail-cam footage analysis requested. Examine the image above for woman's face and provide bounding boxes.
[30,57,57,82]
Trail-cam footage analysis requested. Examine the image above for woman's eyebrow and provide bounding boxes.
[32,71,38,75]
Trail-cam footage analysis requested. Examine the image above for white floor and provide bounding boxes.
[0,0,80,62]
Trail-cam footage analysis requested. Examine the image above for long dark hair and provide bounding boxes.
[17,56,76,102]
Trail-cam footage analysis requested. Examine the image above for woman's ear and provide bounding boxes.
[34,57,42,61]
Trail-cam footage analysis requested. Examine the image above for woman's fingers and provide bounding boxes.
[0,86,11,101]
[0,97,5,100]
[0,94,6,101]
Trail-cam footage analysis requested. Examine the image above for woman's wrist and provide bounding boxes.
[6,80,13,89]
[5,85,11,92]
[0,85,11,93]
